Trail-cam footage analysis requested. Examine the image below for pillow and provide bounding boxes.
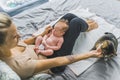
[0,0,48,16]
[0,60,21,80]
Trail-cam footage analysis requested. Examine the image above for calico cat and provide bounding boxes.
[91,32,118,61]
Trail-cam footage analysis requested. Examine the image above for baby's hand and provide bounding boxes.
[42,40,46,45]
[42,41,50,49]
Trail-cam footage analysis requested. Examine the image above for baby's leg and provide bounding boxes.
[35,36,43,49]
[34,36,43,53]
[39,49,54,56]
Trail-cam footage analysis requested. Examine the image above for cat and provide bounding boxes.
[91,32,118,61]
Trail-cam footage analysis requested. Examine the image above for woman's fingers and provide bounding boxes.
[96,44,102,52]
[45,26,53,33]
[90,45,103,58]
[96,45,103,57]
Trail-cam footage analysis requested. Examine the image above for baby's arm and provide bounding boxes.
[45,37,64,50]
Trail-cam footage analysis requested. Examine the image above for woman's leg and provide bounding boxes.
[48,13,89,73]
[61,13,78,22]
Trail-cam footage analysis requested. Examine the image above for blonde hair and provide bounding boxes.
[0,13,12,45]
[58,19,69,32]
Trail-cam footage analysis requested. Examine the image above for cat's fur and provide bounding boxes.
[92,32,118,60]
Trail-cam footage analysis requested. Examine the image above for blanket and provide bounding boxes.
[33,7,120,78]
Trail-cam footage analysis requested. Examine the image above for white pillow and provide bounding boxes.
[0,0,40,12]
[0,0,48,16]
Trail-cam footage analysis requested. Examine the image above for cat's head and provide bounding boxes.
[96,40,117,59]
[94,32,118,61]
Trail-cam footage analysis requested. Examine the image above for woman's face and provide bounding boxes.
[5,23,20,49]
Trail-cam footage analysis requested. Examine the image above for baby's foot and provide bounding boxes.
[35,50,41,55]
[86,19,98,32]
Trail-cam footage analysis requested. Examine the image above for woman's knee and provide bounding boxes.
[64,13,76,17]
[61,13,77,22]
[69,17,88,32]
[69,18,82,29]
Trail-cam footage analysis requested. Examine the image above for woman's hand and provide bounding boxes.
[90,50,102,58]
[44,26,53,34]
[90,47,103,58]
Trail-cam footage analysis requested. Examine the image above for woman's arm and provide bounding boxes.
[34,49,102,73]
[24,26,52,45]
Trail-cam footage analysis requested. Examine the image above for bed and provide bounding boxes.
[0,0,120,80]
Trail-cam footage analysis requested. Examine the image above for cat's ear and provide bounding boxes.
[104,32,112,35]
[91,47,96,50]
[105,32,109,34]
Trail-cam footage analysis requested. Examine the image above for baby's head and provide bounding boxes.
[53,19,69,37]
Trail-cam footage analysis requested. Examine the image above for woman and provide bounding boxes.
[0,13,102,79]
